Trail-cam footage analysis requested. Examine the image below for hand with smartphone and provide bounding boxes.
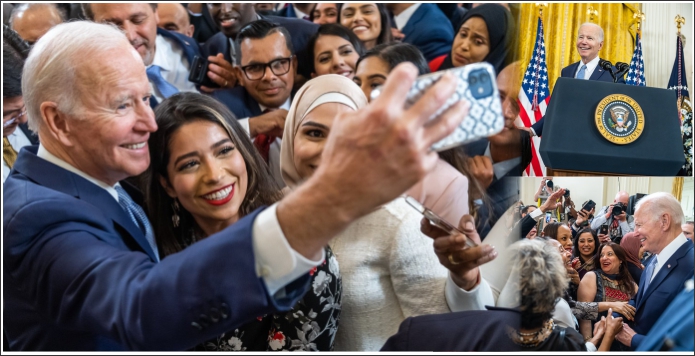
[410,197,497,291]
[189,54,236,92]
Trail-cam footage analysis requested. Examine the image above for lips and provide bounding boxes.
[220,17,238,28]
[261,87,281,95]
[335,69,352,77]
[121,142,147,150]
[201,184,234,206]
[352,25,369,33]
[453,53,469,65]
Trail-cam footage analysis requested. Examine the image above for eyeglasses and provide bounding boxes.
[240,57,294,81]
[3,107,27,128]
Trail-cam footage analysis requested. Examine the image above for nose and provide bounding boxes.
[353,11,364,23]
[121,21,138,43]
[332,55,346,70]
[135,100,157,133]
[202,159,224,183]
[261,65,278,81]
[222,3,232,12]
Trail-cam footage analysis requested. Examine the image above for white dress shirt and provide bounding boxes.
[650,233,688,283]
[393,3,421,30]
[149,34,199,103]
[575,56,600,80]
[2,128,32,183]
[35,144,320,296]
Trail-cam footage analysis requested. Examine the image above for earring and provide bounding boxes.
[172,199,180,228]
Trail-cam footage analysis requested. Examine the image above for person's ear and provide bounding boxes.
[41,102,74,148]
[159,175,177,199]
[234,65,246,87]
[660,213,671,231]
[187,24,195,38]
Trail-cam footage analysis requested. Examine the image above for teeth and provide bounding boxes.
[123,142,146,150]
[203,186,232,200]
[353,26,368,31]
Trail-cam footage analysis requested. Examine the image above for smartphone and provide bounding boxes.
[582,200,596,212]
[188,55,218,88]
[404,196,478,248]
[545,212,552,223]
[599,224,609,235]
[370,62,504,151]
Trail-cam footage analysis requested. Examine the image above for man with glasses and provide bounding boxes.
[214,20,298,187]
[3,26,37,184]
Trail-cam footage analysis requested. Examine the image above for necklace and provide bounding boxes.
[508,319,554,348]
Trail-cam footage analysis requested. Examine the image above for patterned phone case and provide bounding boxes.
[404,63,504,151]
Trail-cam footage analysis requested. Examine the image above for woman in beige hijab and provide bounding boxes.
[280,74,494,351]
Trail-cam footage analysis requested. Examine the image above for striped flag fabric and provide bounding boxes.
[667,34,692,176]
[516,17,548,176]
[625,32,646,86]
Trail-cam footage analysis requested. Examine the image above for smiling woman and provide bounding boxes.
[337,3,392,50]
[143,92,341,351]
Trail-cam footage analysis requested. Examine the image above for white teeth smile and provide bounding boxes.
[202,186,232,200]
[122,142,146,150]
[353,26,368,31]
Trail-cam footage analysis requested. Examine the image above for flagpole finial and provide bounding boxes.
[675,15,685,34]
[633,11,645,33]
[535,3,547,17]
[587,6,599,22]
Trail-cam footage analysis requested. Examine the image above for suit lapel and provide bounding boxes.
[401,4,426,36]
[638,242,693,306]
[589,59,606,81]
[14,147,159,261]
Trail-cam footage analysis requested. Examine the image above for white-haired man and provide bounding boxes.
[3,21,493,351]
[614,192,694,350]
[528,23,625,137]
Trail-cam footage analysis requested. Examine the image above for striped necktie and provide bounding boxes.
[115,185,160,261]
[3,137,18,168]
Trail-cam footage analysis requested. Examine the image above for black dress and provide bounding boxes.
[195,247,342,351]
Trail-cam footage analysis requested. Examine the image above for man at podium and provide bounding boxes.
[530,23,625,137]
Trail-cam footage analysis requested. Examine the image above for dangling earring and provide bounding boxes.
[172,199,180,227]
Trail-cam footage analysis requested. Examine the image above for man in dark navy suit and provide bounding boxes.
[201,3,318,83]
[386,3,454,62]
[529,23,625,137]
[84,3,236,106]
[276,3,314,21]
[614,193,694,350]
[3,19,474,351]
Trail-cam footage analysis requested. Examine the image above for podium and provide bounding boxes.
[539,78,684,176]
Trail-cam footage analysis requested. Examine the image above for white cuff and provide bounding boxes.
[239,118,250,136]
[445,271,495,312]
[529,127,537,137]
[529,207,544,221]
[252,204,325,296]
[585,341,597,352]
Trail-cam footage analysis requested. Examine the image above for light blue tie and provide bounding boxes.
[642,258,656,294]
[146,65,179,99]
[115,186,160,262]
[576,64,587,80]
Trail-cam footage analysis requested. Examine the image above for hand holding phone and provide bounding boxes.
[406,196,477,248]
[188,55,218,88]
[371,62,504,151]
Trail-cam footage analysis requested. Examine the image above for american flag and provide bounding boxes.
[516,17,548,176]
[667,34,692,176]
[625,32,646,86]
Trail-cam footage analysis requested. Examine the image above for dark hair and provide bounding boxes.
[336,3,393,47]
[81,3,158,21]
[236,19,295,64]
[144,92,283,258]
[573,228,599,264]
[356,42,429,76]
[3,25,30,98]
[520,205,536,216]
[592,242,637,297]
[542,222,562,239]
[308,23,365,74]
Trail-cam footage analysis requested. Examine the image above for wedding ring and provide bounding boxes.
[448,254,460,265]
[224,80,228,87]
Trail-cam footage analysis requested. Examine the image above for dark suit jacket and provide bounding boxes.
[626,239,694,350]
[149,28,202,109]
[636,278,694,351]
[3,146,310,351]
[19,123,39,145]
[531,59,626,137]
[401,4,454,62]
[463,138,522,240]
[381,306,586,351]
[213,86,263,119]
[202,15,318,79]
[187,3,219,44]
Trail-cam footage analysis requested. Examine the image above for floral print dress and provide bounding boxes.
[195,247,342,351]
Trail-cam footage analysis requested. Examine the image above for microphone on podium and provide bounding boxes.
[614,62,630,83]
[599,59,617,83]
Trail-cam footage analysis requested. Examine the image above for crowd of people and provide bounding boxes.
[2,2,693,352]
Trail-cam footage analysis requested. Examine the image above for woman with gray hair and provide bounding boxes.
[381,239,624,351]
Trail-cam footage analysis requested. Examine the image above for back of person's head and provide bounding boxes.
[10,3,65,44]
[542,222,562,239]
[236,19,295,63]
[3,24,30,99]
[512,239,569,329]
[308,23,365,73]
[22,21,130,133]
[357,42,430,76]
[146,92,282,257]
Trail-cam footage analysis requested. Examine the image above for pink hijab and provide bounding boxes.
[620,232,643,269]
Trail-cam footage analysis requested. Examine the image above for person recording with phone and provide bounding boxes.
[590,191,634,245]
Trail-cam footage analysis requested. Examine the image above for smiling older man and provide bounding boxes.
[614,192,694,350]
[2,20,484,351]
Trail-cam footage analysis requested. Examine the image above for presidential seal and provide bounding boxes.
[595,94,645,144]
